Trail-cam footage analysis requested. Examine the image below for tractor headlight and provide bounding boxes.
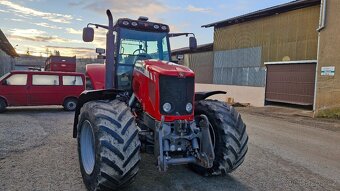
[161,25,167,30]
[186,103,193,113]
[131,21,138,26]
[153,24,160,29]
[163,103,172,113]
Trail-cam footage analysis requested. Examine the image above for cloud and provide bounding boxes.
[66,28,83,35]
[0,9,9,13]
[11,18,24,22]
[15,44,96,57]
[187,5,211,13]
[0,1,73,23]
[7,28,81,43]
[168,24,181,33]
[46,45,97,57]
[81,0,169,18]
[35,22,63,30]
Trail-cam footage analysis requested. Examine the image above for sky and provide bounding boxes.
[0,0,291,58]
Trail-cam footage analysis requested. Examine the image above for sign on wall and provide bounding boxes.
[321,66,335,76]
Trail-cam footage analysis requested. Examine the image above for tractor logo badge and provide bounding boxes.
[178,72,185,78]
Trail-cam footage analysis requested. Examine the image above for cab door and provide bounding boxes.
[0,73,29,106]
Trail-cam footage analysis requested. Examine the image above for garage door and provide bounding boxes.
[265,62,316,106]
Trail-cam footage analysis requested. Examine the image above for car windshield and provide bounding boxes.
[118,28,170,65]
[0,73,10,82]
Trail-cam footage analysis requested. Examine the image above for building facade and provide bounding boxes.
[0,29,18,76]
[314,0,340,116]
[199,0,339,115]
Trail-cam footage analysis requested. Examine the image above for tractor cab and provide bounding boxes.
[114,18,171,90]
[83,15,197,90]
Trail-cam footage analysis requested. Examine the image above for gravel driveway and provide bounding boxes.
[0,106,339,191]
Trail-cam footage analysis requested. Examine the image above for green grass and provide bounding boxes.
[317,107,340,119]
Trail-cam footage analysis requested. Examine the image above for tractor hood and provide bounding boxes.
[141,59,195,77]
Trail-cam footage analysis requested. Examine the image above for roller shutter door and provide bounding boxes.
[265,62,316,105]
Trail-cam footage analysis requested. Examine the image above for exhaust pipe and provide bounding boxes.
[105,10,115,89]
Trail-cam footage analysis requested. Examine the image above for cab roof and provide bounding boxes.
[115,18,170,33]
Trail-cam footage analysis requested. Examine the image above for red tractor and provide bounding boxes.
[73,10,248,191]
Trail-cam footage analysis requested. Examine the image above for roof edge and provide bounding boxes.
[202,0,321,28]
[171,43,213,55]
[0,29,19,57]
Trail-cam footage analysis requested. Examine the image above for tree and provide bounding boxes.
[54,50,60,56]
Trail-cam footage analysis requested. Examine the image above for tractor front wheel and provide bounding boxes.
[192,100,248,176]
[77,99,140,191]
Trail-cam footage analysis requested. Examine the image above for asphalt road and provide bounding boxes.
[0,106,339,191]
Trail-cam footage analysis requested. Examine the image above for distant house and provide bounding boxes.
[0,29,19,76]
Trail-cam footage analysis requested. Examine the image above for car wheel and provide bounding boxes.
[63,98,77,111]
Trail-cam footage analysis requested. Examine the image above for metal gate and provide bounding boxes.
[265,61,317,106]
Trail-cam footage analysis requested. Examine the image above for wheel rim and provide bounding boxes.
[67,101,76,110]
[80,120,95,175]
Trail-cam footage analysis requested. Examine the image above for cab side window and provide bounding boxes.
[63,76,83,86]
[32,75,59,85]
[6,74,27,85]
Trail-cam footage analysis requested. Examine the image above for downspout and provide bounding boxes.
[317,0,327,32]
[314,0,327,114]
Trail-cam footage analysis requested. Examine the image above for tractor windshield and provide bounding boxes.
[118,28,170,65]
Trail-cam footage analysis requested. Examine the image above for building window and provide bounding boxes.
[62,76,83,86]
[6,74,27,85]
[32,75,59,85]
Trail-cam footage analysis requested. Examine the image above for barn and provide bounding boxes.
[0,29,18,76]
[175,0,339,115]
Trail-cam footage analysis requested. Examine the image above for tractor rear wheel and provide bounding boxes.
[77,99,140,191]
[192,100,248,176]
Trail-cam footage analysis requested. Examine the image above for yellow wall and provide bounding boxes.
[214,5,320,64]
[315,0,340,114]
[187,51,214,84]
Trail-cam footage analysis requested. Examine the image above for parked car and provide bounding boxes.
[0,71,85,112]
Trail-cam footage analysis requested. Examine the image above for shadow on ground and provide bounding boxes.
[123,154,251,191]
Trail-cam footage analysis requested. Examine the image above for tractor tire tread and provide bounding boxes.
[77,99,140,191]
[191,99,248,176]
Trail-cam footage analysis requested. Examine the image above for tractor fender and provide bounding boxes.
[73,89,124,138]
[86,64,105,90]
[195,91,226,102]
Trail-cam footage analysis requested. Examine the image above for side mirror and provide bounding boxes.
[96,48,105,54]
[189,37,197,50]
[83,27,94,42]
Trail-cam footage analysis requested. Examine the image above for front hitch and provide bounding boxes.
[155,115,215,172]
[196,115,215,168]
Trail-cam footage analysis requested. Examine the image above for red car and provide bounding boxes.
[0,71,85,112]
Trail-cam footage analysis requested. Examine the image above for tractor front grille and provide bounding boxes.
[159,75,194,115]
